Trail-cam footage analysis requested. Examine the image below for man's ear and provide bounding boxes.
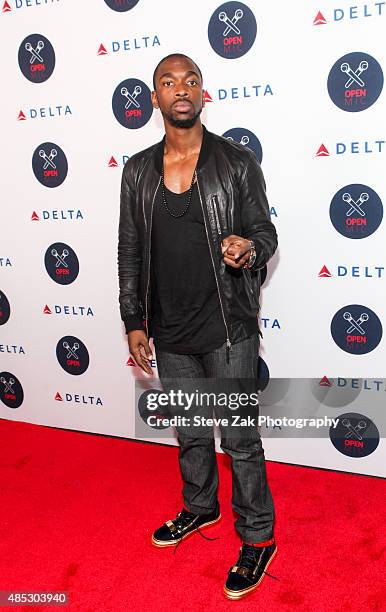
[151,90,159,109]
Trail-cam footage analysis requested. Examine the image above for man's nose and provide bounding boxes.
[175,83,189,97]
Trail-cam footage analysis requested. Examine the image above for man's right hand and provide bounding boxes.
[127,329,153,375]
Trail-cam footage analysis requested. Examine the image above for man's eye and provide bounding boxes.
[162,81,173,87]
[187,80,197,86]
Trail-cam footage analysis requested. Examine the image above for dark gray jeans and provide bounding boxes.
[155,332,275,544]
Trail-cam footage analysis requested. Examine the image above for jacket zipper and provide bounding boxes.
[198,182,232,363]
[144,177,161,338]
[211,195,222,236]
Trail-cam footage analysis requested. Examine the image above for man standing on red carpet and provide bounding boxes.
[118,53,278,600]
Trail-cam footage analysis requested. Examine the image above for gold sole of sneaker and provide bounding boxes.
[223,547,277,600]
[151,514,222,548]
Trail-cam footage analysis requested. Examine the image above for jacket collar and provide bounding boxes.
[153,124,213,174]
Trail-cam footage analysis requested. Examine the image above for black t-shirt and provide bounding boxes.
[150,182,227,354]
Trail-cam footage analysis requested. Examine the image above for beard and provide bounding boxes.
[164,106,202,129]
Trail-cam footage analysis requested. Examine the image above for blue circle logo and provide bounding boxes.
[330,184,383,239]
[0,372,24,408]
[327,52,383,112]
[208,2,257,59]
[56,335,89,375]
[32,142,68,188]
[0,291,10,325]
[104,0,139,11]
[112,78,153,129]
[257,356,269,391]
[330,413,379,457]
[331,304,382,355]
[222,127,263,163]
[138,389,170,430]
[44,242,79,285]
[18,34,55,83]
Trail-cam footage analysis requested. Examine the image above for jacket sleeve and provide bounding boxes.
[117,162,145,333]
[239,154,278,271]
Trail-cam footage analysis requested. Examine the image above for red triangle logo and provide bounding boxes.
[313,11,327,25]
[126,356,136,367]
[204,90,213,103]
[43,304,52,314]
[31,210,40,221]
[17,110,27,121]
[316,143,329,157]
[97,43,108,56]
[2,1,12,13]
[55,392,63,401]
[318,265,332,278]
[108,155,118,167]
[319,376,332,387]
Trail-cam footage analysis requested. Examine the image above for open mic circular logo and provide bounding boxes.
[56,335,89,375]
[112,78,153,129]
[32,142,68,188]
[0,291,10,325]
[104,0,139,11]
[0,372,24,408]
[18,34,55,83]
[330,413,379,457]
[208,1,257,59]
[330,184,383,239]
[44,242,79,285]
[138,389,170,430]
[222,127,263,162]
[331,304,382,355]
[327,52,383,112]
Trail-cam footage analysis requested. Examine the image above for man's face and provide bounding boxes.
[152,57,204,129]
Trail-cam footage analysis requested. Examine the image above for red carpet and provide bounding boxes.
[0,419,385,612]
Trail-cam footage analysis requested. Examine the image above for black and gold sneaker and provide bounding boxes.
[151,503,221,548]
[224,539,277,600]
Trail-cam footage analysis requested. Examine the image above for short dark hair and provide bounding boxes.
[152,53,203,90]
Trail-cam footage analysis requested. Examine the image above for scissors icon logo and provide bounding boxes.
[340,60,368,89]
[0,377,15,394]
[341,418,368,441]
[63,341,80,359]
[218,8,244,36]
[39,148,57,170]
[25,40,44,64]
[51,248,69,268]
[121,85,142,109]
[342,192,369,217]
[343,311,369,335]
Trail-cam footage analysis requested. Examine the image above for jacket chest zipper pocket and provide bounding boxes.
[211,195,222,236]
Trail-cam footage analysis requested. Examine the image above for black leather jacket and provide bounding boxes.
[118,125,278,358]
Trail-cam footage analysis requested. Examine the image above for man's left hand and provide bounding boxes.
[221,234,254,269]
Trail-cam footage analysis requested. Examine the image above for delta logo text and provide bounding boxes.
[112,78,153,129]
[329,184,383,239]
[222,127,263,163]
[0,257,12,267]
[0,291,11,325]
[17,105,72,121]
[97,34,160,56]
[0,344,25,355]
[54,390,103,406]
[329,412,379,457]
[104,0,139,12]
[315,139,385,158]
[43,304,94,317]
[56,335,90,375]
[313,3,385,26]
[0,372,24,409]
[32,142,68,187]
[18,34,55,83]
[331,304,382,354]
[44,242,79,285]
[211,83,273,101]
[208,1,257,59]
[31,209,84,222]
[3,1,61,13]
[327,52,383,112]
[318,264,384,279]
[108,154,130,168]
[319,376,386,393]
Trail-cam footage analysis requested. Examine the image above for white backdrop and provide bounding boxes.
[1,0,385,477]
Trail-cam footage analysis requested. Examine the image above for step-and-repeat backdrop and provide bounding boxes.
[1,0,385,477]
